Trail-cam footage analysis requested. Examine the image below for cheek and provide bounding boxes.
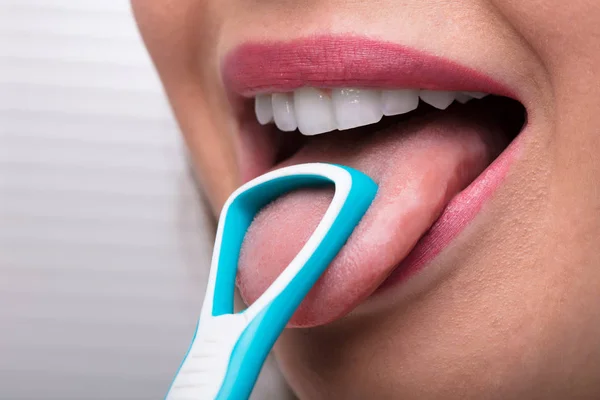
[188,121,240,213]
[175,92,240,214]
[490,0,600,67]
[132,0,241,213]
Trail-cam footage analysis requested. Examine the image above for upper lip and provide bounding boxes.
[222,35,516,99]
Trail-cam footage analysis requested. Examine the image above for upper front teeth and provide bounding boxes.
[294,87,337,136]
[332,88,383,131]
[381,89,419,116]
[272,92,297,132]
[255,88,489,136]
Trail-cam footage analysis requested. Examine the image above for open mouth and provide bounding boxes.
[223,36,527,328]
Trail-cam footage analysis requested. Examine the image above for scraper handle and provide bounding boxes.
[166,163,377,400]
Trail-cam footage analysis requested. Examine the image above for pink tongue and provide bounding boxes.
[238,105,507,327]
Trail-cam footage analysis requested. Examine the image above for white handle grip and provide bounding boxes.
[166,314,249,400]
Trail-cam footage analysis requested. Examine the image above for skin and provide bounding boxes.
[132,1,600,399]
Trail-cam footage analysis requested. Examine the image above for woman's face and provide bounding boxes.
[133,1,600,398]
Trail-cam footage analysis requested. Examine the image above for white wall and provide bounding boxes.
[0,1,291,398]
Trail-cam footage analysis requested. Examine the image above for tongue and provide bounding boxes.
[237,102,508,327]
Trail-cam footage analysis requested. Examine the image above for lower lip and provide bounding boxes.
[378,130,523,291]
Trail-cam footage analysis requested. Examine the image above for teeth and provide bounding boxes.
[254,88,491,135]
[332,88,383,130]
[254,94,273,125]
[419,90,455,110]
[381,89,419,116]
[464,91,488,99]
[454,92,473,104]
[272,93,297,132]
[293,87,337,135]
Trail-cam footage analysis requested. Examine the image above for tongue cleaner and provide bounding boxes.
[165,163,377,400]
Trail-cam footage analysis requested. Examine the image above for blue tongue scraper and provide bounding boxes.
[165,163,378,400]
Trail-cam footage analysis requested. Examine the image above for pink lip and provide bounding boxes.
[223,36,523,324]
[223,36,512,97]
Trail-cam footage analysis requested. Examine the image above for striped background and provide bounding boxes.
[0,1,291,398]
